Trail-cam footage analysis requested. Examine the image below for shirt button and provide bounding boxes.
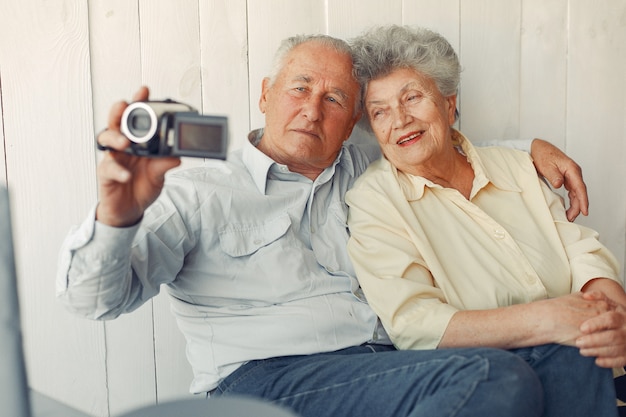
[493,229,506,239]
[253,239,262,245]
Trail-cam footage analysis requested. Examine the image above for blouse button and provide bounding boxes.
[493,229,506,239]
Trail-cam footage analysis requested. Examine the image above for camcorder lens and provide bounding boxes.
[128,108,151,135]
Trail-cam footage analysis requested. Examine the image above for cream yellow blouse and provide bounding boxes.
[346,132,620,350]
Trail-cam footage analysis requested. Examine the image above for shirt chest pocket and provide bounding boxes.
[218,213,292,257]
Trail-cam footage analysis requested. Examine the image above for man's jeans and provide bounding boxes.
[214,344,543,417]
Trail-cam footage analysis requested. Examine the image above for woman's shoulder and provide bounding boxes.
[474,144,536,176]
[351,157,395,191]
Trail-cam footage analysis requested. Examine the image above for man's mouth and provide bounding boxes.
[397,131,424,146]
[293,128,320,139]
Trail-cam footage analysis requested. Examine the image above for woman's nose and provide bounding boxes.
[392,105,412,128]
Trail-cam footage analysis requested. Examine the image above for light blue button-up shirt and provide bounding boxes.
[57,129,387,393]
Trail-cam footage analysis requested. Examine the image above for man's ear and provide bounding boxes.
[259,77,271,114]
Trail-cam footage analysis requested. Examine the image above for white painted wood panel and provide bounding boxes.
[87,2,160,415]
[0,0,108,415]
[459,0,522,140]
[566,1,626,277]
[0,2,624,416]
[402,0,460,52]
[198,0,250,151]
[327,0,403,39]
[136,0,204,404]
[519,0,568,146]
[0,73,6,186]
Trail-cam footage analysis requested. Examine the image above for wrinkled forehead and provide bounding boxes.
[365,68,439,102]
[282,42,359,93]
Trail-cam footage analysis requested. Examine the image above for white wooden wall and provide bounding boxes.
[1,1,624,416]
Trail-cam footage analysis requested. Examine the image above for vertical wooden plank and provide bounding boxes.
[0,73,6,186]
[0,0,108,415]
[327,0,403,40]
[519,0,568,145]
[89,0,143,132]
[567,0,626,281]
[402,0,460,52]
[459,0,522,140]
[199,0,250,151]
[87,2,159,415]
[136,0,204,403]
[247,0,326,130]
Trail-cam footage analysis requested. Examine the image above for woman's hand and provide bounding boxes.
[577,283,626,368]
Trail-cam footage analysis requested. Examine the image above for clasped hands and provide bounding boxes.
[576,290,626,368]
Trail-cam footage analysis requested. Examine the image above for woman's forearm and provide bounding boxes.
[438,293,610,349]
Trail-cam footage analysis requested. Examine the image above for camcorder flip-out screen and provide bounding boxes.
[173,113,228,160]
[114,100,229,159]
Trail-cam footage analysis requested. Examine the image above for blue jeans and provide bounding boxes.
[511,343,617,417]
[214,344,543,417]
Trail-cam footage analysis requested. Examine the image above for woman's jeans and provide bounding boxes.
[511,343,617,417]
[214,343,616,417]
[214,344,542,417]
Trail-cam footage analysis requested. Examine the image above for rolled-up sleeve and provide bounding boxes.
[540,181,621,291]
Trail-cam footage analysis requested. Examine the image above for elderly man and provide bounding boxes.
[58,34,587,417]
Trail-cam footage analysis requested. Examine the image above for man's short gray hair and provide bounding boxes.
[267,34,362,115]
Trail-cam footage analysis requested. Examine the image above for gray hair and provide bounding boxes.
[267,34,362,115]
[350,25,461,119]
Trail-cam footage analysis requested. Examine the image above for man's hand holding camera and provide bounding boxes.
[96,87,181,227]
[96,86,229,227]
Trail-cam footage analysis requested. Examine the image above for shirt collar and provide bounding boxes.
[459,132,522,195]
[242,128,354,194]
[394,130,522,201]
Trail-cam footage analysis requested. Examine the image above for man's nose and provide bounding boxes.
[301,96,323,121]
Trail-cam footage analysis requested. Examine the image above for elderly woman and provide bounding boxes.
[346,25,625,417]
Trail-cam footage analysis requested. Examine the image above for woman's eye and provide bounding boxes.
[406,92,424,102]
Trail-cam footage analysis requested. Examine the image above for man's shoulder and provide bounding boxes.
[341,142,381,177]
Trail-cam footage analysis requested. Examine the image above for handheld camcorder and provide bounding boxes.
[100,99,228,159]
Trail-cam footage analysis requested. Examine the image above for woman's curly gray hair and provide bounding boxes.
[350,25,461,115]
